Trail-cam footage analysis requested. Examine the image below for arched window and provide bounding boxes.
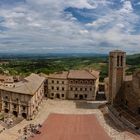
[117,56,120,66]
[121,56,123,66]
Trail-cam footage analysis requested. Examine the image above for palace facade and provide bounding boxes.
[47,70,100,100]
[0,74,45,120]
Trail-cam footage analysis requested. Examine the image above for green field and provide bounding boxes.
[0,54,139,82]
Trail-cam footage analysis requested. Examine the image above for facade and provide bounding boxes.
[47,70,100,100]
[0,73,45,120]
[106,50,140,115]
[48,72,68,100]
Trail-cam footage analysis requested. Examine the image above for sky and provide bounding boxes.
[0,0,140,54]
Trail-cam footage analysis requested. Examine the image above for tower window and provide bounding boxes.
[117,56,119,66]
[121,56,123,66]
[62,87,64,91]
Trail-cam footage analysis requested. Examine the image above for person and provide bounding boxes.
[18,129,21,134]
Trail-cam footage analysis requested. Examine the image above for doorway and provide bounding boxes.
[5,109,9,113]
[56,94,60,99]
[79,95,83,100]
[13,111,18,117]
[22,113,27,119]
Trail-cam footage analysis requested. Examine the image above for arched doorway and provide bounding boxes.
[13,111,18,117]
[79,95,83,100]
[22,113,27,119]
[56,94,60,99]
[5,109,9,113]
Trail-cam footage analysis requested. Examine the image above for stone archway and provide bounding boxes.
[79,95,83,100]
[56,94,60,99]
[13,111,18,117]
[22,113,27,119]
[5,109,9,113]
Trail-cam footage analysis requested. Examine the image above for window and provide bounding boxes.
[138,107,140,114]
[13,104,17,109]
[85,88,87,91]
[5,96,8,99]
[80,80,83,84]
[121,56,123,66]
[85,94,87,98]
[51,86,54,90]
[57,87,59,90]
[117,56,120,66]
[75,87,78,91]
[75,80,78,84]
[80,88,82,91]
[51,93,54,96]
[62,81,64,84]
[57,81,59,84]
[62,87,64,91]
[52,80,54,83]
[4,102,8,106]
[23,106,26,110]
[74,94,78,98]
[70,80,73,84]
[90,80,93,84]
[70,87,73,91]
[62,94,64,97]
[125,100,128,106]
[90,88,92,91]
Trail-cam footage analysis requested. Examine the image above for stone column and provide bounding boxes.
[9,98,13,115]
[18,101,22,117]
[1,97,5,113]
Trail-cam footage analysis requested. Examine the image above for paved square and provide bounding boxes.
[29,113,111,140]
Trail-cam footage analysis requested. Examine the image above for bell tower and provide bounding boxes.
[109,50,126,105]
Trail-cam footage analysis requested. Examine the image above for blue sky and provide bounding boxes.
[0,0,140,54]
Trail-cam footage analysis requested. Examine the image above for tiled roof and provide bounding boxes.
[124,75,132,81]
[0,73,45,95]
[49,71,68,79]
[68,70,99,79]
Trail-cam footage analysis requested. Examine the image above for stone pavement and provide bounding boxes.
[0,99,137,140]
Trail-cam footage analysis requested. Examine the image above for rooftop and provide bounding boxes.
[68,70,99,80]
[124,75,133,81]
[0,73,45,95]
[49,71,68,79]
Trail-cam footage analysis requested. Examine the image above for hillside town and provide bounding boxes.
[0,50,139,140]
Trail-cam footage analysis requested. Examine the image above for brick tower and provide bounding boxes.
[109,50,126,105]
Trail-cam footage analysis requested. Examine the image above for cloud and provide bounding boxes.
[0,0,139,54]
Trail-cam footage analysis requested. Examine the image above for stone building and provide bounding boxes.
[0,73,45,120]
[48,71,68,100]
[47,70,99,100]
[105,50,140,115]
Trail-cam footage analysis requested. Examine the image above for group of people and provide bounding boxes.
[17,123,42,140]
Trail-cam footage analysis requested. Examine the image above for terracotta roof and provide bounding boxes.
[90,70,100,79]
[104,77,109,82]
[0,73,45,95]
[49,71,68,79]
[125,75,132,81]
[68,70,99,79]
[0,75,6,81]
[39,73,49,78]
